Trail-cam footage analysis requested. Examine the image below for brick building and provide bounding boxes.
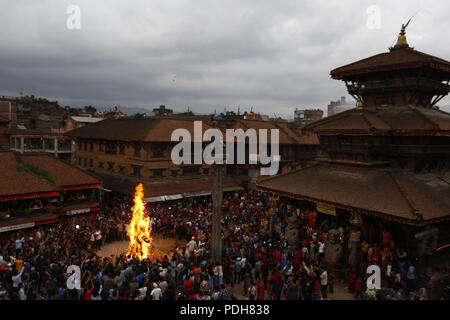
[65,117,243,200]
[66,116,321,198]
[5,129,74,162]
[294,109,324,125]
[227,119,320,188]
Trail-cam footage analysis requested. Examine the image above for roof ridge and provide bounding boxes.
[361,113,375,130]
[407,105,440,130]
[388,170,423,221]
[304,108,357,130]
[272,122,298,144]
[364,112,392,130]
[256,163,320,184]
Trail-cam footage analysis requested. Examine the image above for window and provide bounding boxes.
[98,161,104,169]
[107,162,114,171]
[99,142,105,152]
[152,144,164,158]
[106,142,117,155]
[83,158,87,167]
[89,159,93,167]
[132,165,142,179]
[183,166,199,175]
[134,144,141,157]
[152,169,163,177]
[89,142,93,152]
[119,143,125,155]
[83,141,87,151]
[78,157,82,166]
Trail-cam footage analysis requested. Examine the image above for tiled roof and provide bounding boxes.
[65,117,214,142]
[20,154,100,188]
[304,105,450,133]
[233,119,319,145]
[0,152,59,197]
[331,47,450,79]
[257,164,450,225]
[93,171,242,198]
[0,152,101,198]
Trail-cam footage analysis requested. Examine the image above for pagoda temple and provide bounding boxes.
[257,25,450,259]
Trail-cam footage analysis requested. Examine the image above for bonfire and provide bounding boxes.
[126,183,153,260]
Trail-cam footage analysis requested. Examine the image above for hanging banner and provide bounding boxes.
[316,203,336,216]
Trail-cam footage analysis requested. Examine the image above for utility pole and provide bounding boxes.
[210,117,223,263]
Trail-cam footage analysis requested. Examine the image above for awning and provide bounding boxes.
[184,191,212,197]
[61,183,102,191]
[145,194,183,202]
[164,194,183,201]
[223,186,244,192]
[0,191,60,202]
[144,196,166,203]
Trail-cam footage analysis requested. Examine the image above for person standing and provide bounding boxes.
[386,261,393,288]
[407,262,416,293]
[320,267,328,299]
[150,283,162,300]
[256,280,265,300]
[318,241,325,263]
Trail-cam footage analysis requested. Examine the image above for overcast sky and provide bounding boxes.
[1,0,449,119]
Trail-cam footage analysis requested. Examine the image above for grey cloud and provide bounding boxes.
[0,0,449,118]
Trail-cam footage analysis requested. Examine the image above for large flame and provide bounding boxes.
[126,183,153,260]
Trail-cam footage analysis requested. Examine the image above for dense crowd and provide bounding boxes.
[0,190,443,300]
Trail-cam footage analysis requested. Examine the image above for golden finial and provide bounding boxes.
[356,100,364,110]
[393,19,411,49]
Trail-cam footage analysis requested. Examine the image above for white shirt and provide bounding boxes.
[151,287,162,300]
[320,271,328,286]
[188,240,196,252]
[12,268,24,288]
[15,238,24,250]
[319,242,325,253]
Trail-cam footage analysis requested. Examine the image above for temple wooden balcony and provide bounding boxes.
[389,144,450,156]
[347,77,450,95]
[323,143,387,155]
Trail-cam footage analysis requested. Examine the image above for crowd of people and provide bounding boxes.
[0,190,444,300]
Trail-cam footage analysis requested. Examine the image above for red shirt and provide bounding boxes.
[313,282,320,294]
[257,283,265,300]
[183,279,193,296]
